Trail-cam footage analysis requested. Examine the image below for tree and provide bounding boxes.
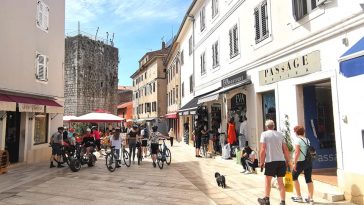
[282,114,294,152]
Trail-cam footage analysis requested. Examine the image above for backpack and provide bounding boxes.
[299,138,317,166]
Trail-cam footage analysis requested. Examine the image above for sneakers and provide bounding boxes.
[291,196,303,203]
[240,169,247,173]
[258,197,270,205]
[280,201,286,205]
[244,171,252,175]
[305,198,314,205]
[57,164,65,168]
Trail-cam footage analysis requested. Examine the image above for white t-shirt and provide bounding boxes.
[110,135,121,149]
[260,130,286,163]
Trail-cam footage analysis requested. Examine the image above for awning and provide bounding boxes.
[0,94,62,113]
[339,36,364,77]
[179,97,199,113]
[165,112,178,119]
[197,93,220,104]
[0,94,16,111]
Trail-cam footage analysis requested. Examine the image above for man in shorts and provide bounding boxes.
[258,120,291,205]
[50,127,64,168]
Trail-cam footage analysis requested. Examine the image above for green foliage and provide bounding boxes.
[282,114,294,152]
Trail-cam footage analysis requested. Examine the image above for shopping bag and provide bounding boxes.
[284,170,293,192]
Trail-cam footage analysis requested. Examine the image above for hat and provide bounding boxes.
[91,126,97,130]
[69,128,75,132]
[86,128,91,132]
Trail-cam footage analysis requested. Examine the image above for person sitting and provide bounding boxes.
[240,142,258,174]
[82,128,95,156]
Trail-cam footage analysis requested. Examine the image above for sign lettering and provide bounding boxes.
[19,103,44,113]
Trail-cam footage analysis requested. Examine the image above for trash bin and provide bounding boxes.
[0,150,9,174]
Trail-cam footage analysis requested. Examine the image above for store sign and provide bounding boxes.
[222,71,247,87]
[19,103,44,112]
[0,101,16,111]
[231,93,246,110]
[46,106,64,114]
[259,51,321,85]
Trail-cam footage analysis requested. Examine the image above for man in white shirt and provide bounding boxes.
[258,120,291,205]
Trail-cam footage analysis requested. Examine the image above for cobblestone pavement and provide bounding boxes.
[0,142,355,205]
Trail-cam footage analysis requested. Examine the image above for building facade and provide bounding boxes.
[64,35,119,116]
[175,0,364,203]
[0,0,65,164]
[131,42,169,133]
[117,86,133,120]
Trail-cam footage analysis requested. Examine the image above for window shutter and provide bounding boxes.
[212,44,215,67]
[45,56,49,80]
[233,26,239,54]
[254,7,260,41]
[44,5,49,30]
[229,29,233,58]
[216,42,219,65]
[261,1,268,37]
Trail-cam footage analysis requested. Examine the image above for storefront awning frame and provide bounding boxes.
[339,36,364,78]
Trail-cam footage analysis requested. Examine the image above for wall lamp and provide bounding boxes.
[0,113,7,121]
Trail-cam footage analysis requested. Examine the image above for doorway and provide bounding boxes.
[5,111,21,163]
[303,80,337,169]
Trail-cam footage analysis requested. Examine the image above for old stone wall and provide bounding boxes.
[64,35,119,116]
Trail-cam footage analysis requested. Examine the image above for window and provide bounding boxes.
[292,0,317,21]
[200,6,206,31]
[200,52,206,75]
[229,24,239,58]
[254,0,270,44]
[141,104,144,114]
[189,36,193,55]
[153,82,156,92]
[167,93,169,106]
[182,82,185,97]
[34,112,48,144]
[36,53,48,81]
[133,80,135,86]
[152,102,157,112]
[181,50,184,65]
[189,75,193,93]
[176,61,179,73]
[212,41,219,68]
[36,0,49,32]
[144,87,147,96]
[176,85,179,99]
[212,0,219,18]
[173,88,175,104]
[145,71,147,79]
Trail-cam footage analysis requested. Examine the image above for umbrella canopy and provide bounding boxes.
[63,115,77,122]
[70,112,124,123]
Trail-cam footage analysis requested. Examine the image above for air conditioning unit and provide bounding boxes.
[316,0,327,6]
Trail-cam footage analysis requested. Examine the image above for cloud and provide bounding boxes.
[65,0,109,24]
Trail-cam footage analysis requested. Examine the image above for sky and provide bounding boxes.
[65,0,192,86]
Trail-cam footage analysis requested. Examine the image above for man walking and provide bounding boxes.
[258,120,291,205]
[50,127,64,168]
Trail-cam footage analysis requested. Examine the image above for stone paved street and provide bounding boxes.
[0,142,355,205]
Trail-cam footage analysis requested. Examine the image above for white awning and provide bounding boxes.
[197,93,220,104]
[0,101,16,112]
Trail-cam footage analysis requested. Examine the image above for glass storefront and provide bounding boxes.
[262,91,276,129]
[34,112,49,145]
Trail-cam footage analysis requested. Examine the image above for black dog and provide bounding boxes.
[215,172,226,188]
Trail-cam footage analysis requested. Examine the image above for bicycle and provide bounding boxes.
[201,136,209,158]
[156,138,172,169]
[105,145,131,172]
[136,141,143,165]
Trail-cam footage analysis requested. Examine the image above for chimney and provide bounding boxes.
[162,41,166,49]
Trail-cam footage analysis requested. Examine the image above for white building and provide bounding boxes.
[0,0,65,164]
[177,0,364,203]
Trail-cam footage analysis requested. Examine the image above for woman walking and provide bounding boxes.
[149,126,165,168]
[168,128,175,147]
[128,124,139,164]
[291,125,315,205]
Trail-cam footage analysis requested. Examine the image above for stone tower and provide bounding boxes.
[64,35,119,116]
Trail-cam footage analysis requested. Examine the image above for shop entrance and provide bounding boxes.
[5,111,21,163]
[303,80,337,169]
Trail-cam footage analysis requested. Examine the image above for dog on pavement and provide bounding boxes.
[214,172,226,188]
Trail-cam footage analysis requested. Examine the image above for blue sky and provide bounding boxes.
[65,0,192,86]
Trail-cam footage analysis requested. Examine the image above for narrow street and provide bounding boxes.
[0,142,354,205]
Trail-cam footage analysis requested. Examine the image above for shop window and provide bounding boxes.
[34,112,49,144]
[262,91,276,129]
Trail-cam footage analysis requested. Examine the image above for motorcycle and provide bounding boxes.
[69,142,97,172]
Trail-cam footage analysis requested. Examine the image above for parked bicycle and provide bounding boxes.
[156,138,171,169]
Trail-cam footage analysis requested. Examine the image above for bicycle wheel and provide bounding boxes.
[165,148,171,165]
[157,152,164,169]
[123,150,131,167]
[105,153,116,172]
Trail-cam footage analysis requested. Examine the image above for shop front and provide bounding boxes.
[178,97,198,145]
[0,93,63,164]
[166,112,179,141]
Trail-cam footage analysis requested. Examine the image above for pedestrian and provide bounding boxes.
[110,127,122,168]
[140,124,149,157]
[291,125,315,205]
[49,127,64,168]
[258,120,291,205]
[168,128,175,147]
[128,124,139,164]
[239,116,248,150]
[91,126,101,152]
[68,128,76,146]
[227,118,237,145]
[194,124,202,157]
[149,125,165,168]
